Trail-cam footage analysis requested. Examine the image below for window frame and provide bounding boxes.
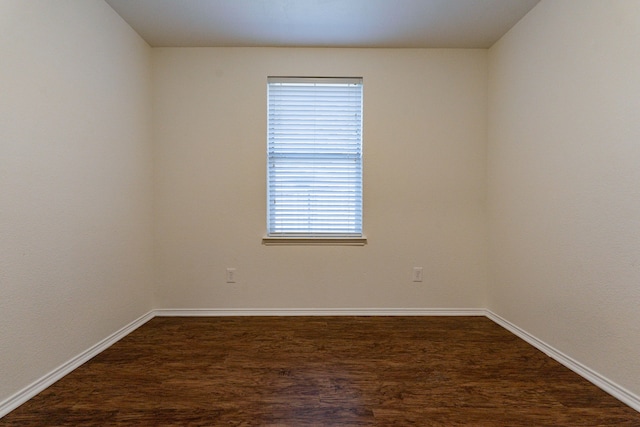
[263,76,366,246]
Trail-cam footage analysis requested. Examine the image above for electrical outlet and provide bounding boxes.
[226,268,236,283]
[412,267,423,282]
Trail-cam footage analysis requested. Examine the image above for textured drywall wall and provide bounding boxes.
[487,1,640,396]
[0,0,153,402]
[152,48,488,309]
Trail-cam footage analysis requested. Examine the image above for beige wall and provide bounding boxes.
[153,48,488,309]
[0,0,153,400]
[487,0,640,395]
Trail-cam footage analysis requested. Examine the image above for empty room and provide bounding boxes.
[1,0,639,425]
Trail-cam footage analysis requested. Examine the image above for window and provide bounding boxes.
[265,77,365,245]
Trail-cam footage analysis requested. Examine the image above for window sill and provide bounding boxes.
[262,236,367,246]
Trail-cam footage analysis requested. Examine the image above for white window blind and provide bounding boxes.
[267,77,363,237]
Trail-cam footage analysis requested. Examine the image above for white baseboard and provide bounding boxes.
[0,310,155,418]
[2,308,638,418]
[153,307,486,317]
[486,310,640,413]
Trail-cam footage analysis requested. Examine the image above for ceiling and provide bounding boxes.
[105,0,540,49]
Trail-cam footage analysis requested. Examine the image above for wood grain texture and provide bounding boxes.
[2,316,639,426]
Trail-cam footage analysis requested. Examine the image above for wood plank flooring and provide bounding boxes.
[1,316,639,426]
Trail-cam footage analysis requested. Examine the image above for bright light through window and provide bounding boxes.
[267,77,363,238]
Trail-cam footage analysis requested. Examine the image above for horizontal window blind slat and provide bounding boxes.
[270,208,361,212]
[269,151,361,155]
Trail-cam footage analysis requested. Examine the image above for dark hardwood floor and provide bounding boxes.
[2,316,639,426]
